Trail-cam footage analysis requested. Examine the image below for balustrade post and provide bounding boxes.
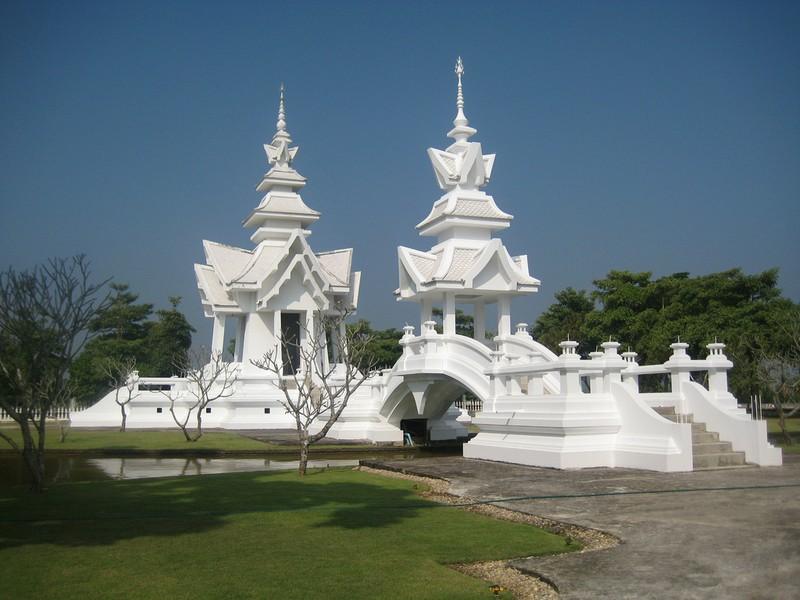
[706,341,733,396]
[505,355,522,395]
[558,340,582,395]
[621,350,639,393]
[488,350,506,401]
[588,351,604,393]
[400,325,415,356]
[600,341,626,393]
[665,342,693,414]
[515,323,532,339]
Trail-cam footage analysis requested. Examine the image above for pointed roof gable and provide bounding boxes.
[316,248,353,287]
[194,264,237,313]
[203,240,253,285]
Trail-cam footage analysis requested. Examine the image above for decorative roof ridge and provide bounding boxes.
[203,239,253,254]
[315,247,353,256]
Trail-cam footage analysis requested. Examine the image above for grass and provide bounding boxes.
[766,417,800,434]
[767,418,800,453]
[0,469,574,599]
[0,426,385,454]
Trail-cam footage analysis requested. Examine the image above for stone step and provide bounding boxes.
[654,410,695,424]
[649,406,750,470]
[692,441,734,455]
[693,451,746,469]
[692,431,719,444]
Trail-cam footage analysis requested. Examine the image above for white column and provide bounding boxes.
[211,314,226,357]
[242,312,273,372]
[234,316,246,362]
[304,311,316,373]
[474,301,485,341]
[497,296,511,338]
[443,293,456,335]
[338,320,348,363]
[420,297,432,331]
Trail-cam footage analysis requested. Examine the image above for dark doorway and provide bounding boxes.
[400,418,428,446]
[281,312,301,375]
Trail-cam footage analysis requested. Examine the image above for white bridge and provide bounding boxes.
[338,329,780,472]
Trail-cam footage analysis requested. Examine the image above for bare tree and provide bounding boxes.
[0,256,110,492]
[161,349,237,442]
[756,309,800,444]
[251,310,377,476]
[101,357,140,432]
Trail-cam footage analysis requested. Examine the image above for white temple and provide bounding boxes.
[73,61,781,472]
[194,84,360,381]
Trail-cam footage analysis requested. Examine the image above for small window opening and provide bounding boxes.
[264,407,271,414]
[156,407,163,414]
[205,407,212,414]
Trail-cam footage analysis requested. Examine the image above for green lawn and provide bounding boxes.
[767,417,800,434]
[0,469,573,599]
[767,418,800,453]
[0,427,382,453]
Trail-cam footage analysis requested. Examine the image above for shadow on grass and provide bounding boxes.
[0,469,435,550]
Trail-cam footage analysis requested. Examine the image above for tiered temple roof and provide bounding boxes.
[397,58,539,300]
[195,85,360,317]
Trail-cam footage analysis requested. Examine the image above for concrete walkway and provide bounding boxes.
[369,455,800,599]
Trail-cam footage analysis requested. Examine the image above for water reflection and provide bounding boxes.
[0,456,368,486]
[90,457,361,480]
[0,451,433,487]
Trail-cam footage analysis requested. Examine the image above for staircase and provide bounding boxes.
[652,406,747,469]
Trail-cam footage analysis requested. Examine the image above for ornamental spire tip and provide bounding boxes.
[276,83,287,135]
[454,56,467,126]
[448,56,475,142]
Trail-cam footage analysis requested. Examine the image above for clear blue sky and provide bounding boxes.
[2,0,798,346]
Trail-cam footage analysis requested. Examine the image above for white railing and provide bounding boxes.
[0,405,72,422]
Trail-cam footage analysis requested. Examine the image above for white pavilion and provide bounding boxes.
[194,84,360,380]
[397,57,540,343]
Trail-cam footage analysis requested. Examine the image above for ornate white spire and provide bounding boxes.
[454,57,467,127]
[265,83,298,170]
[448,56,477,143]
[426,58,494,192]
[274,83,290,142]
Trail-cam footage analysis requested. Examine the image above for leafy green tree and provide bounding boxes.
[531,287,594,354]
[147,296,195,376]
[533,268,796,399]
[348,320,403,369]
[70,283,154,405]
[71,288,195,406]
[431,307,477,337]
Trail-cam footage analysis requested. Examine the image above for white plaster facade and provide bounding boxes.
[73,62,781,472]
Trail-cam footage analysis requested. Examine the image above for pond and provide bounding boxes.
[0,448,454,487]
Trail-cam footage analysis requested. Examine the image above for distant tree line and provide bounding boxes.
[532,268,799,401]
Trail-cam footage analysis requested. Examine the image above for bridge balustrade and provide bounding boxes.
[483,340,739,409]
